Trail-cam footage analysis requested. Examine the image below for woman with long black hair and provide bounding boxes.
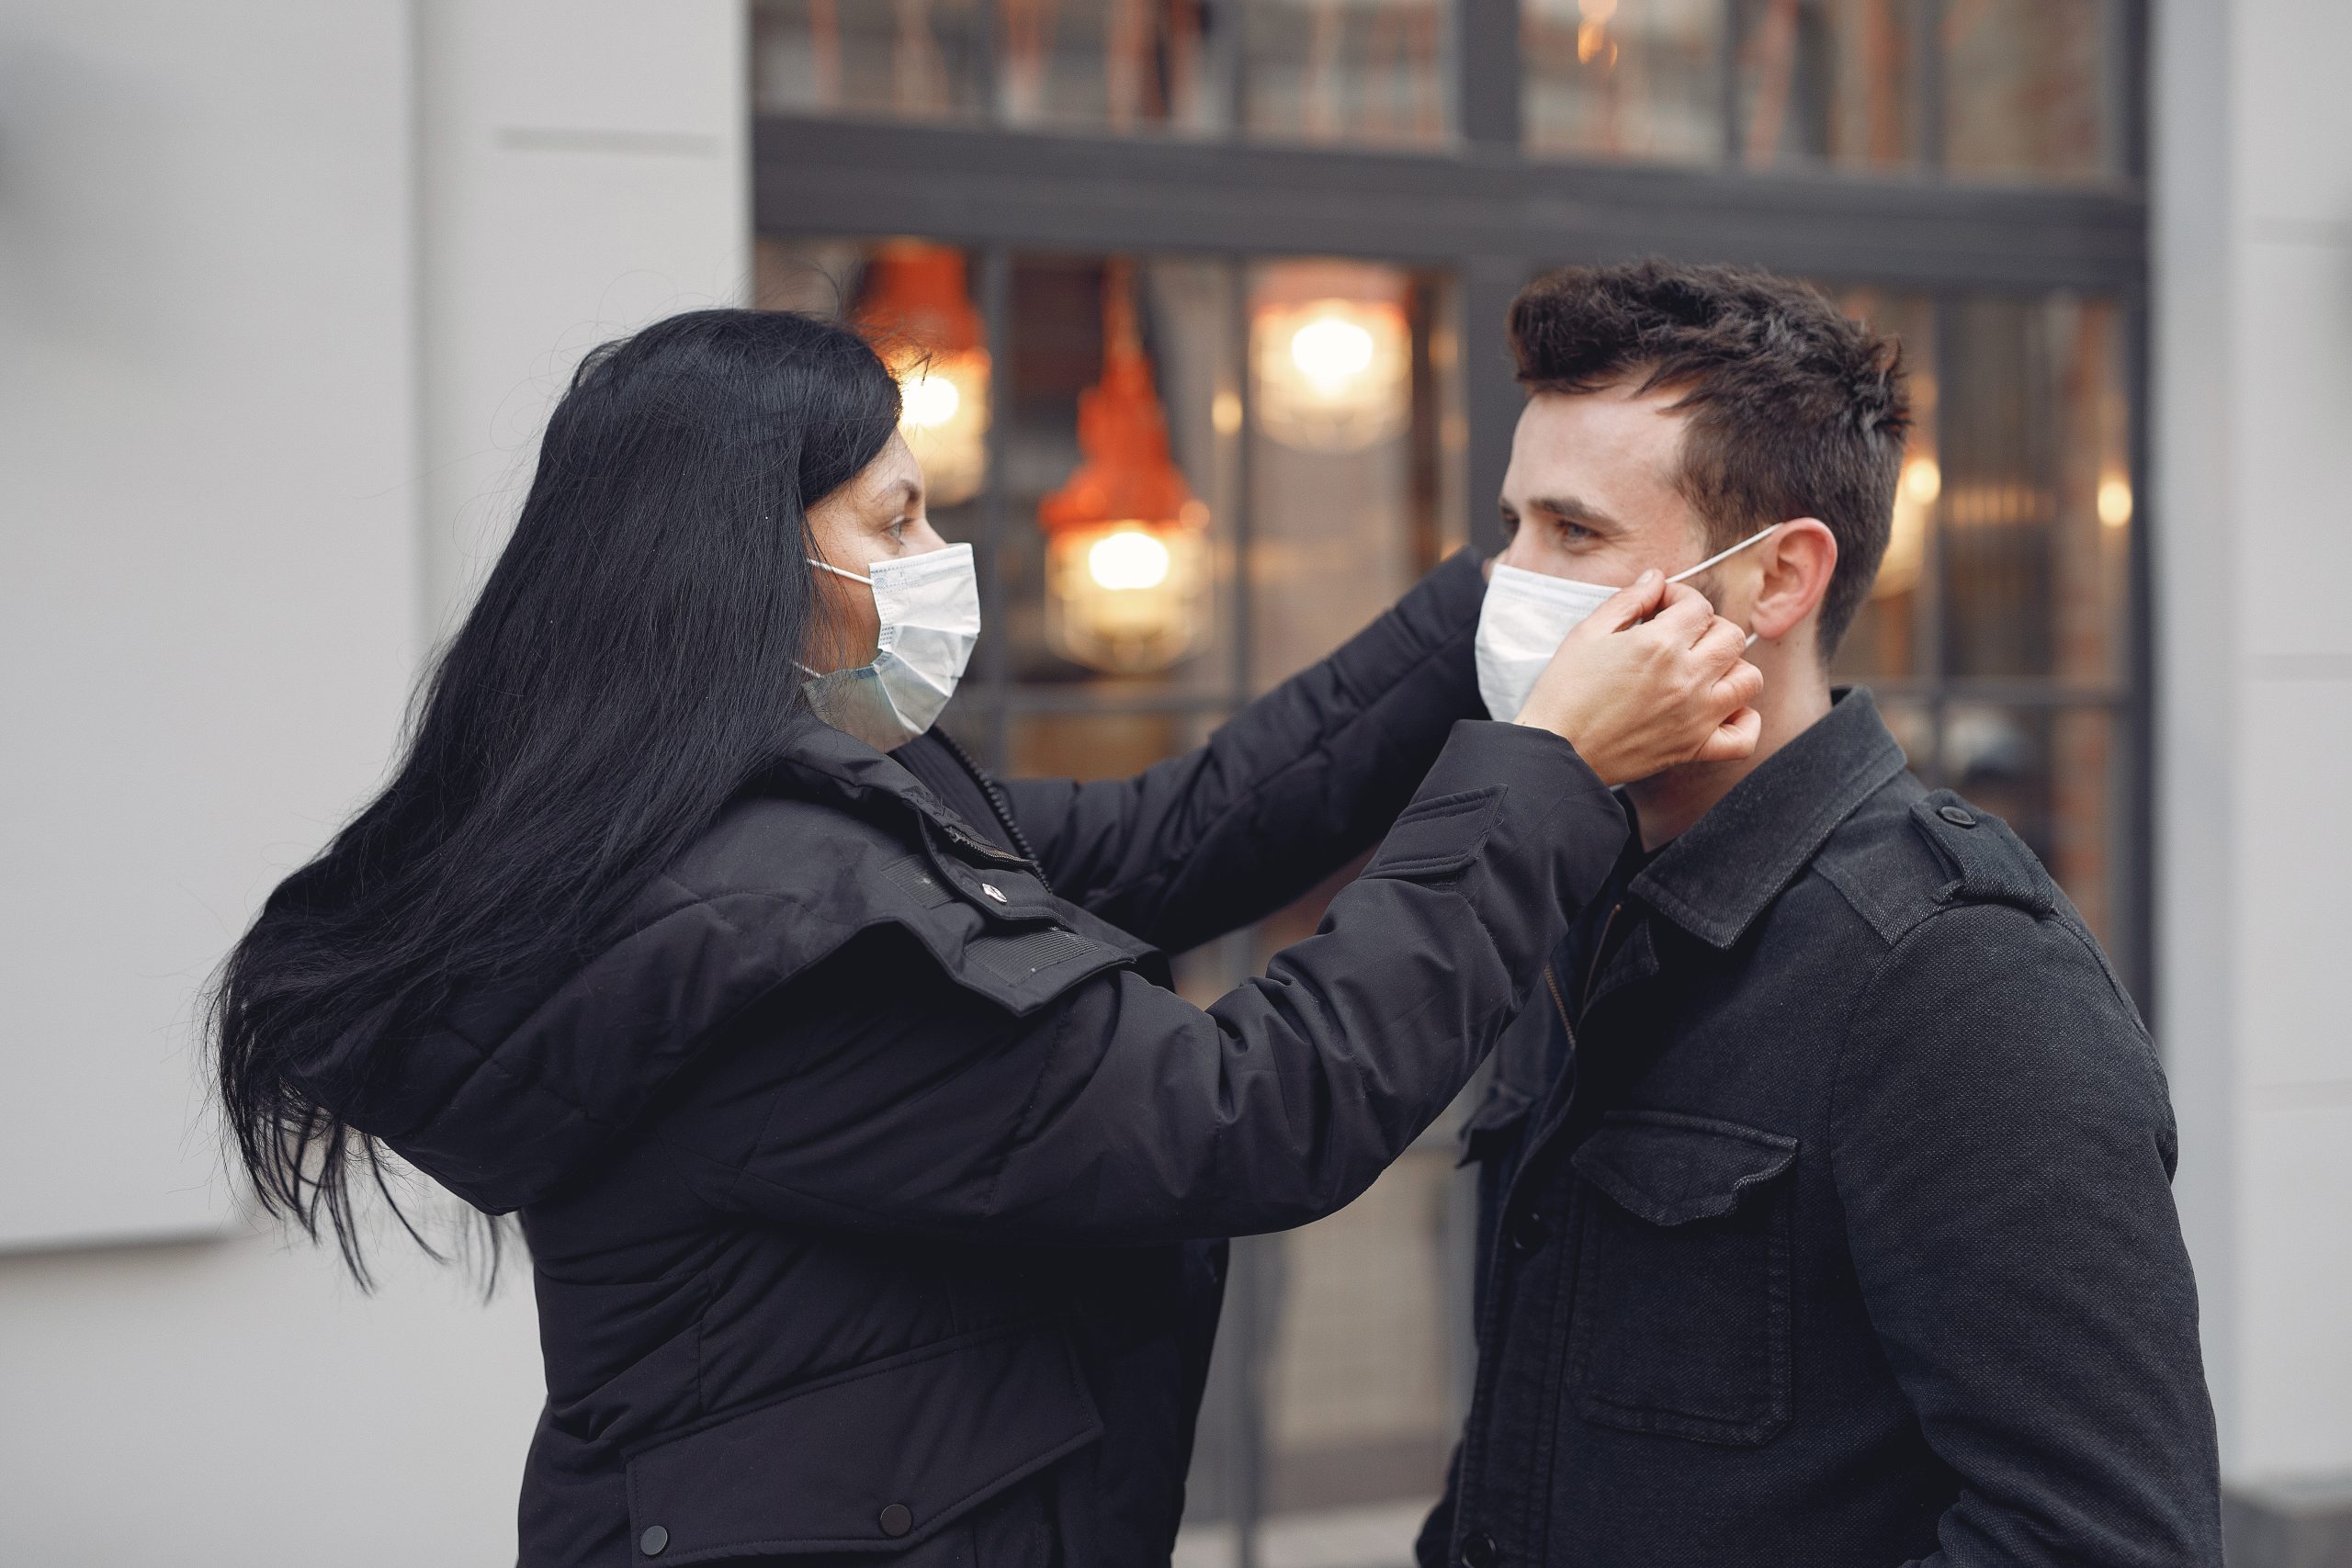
[212,308,1757,1566]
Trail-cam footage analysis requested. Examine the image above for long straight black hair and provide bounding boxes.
[209,309,901,1283]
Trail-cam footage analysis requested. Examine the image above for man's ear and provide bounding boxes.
[1748,518,1838,646]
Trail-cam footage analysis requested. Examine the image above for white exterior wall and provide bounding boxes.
[415,0,750,630]
[0,2,745,1560]
[2157,0,2352,1489]
[7,0,2352,1554]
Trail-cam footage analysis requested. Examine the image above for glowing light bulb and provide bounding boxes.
[1252,287,1410,453]
[1290,315,1377,391]
[2098,476,2133,529]
[1087,526,1173,592]
[899,371,963,431]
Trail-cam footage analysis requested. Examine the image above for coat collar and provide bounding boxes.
[1630,687,1910,952]
[770,713,934,807]
[765,716,1029,868]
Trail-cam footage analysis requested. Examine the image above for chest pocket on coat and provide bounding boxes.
[1566,1110,1797,1448]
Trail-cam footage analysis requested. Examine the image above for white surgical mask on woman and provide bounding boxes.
[801,543,980,751]
[1475,525,1777,722]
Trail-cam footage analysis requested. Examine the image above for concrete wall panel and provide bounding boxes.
[2235,236,2352,662]
[2236,678,2352,1089]
[2236,1099,2352,1479]
[0,0,421,1249]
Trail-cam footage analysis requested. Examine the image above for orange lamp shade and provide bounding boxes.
[856,242,991,506]
[1038,262,1212,675]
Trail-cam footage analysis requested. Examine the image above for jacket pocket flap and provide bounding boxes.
[625,1322,1103,1562]
[1570,1111,1797,1226]
[1364,787,1506,878]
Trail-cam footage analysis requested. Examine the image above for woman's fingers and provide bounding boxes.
[1588,570,1668,633]
[1645,581,1716,645]
[1693,705,1763,763]
[1511,563,1770,783]
[1712,650,1765,709]
[1691,614,1750,672]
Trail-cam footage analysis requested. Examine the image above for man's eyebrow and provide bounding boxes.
[1523,494,1624,531]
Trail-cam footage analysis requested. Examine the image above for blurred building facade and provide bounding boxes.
[0,1,2346,1562]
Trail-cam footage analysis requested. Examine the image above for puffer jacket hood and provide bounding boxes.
[298,717,1079,1217]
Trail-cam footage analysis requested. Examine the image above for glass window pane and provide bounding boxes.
[1248,260,1438,691]
[1242,0,1449,150]
[1941,294,2131,685]
[1732,0,1922,172]
[1181,863,1466,1540]
[997,0,1223,134]
[1830,287,1939,684]
[1942,0,2120,184]
[752,0,988,119]
[1261,1148,1461,1513]
[1939,704,2121,948]
[1524,0,1726,164]
[994,254,1240,697]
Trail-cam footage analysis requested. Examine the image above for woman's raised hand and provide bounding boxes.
[1511,572,1764,786]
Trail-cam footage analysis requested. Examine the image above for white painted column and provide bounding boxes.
[415,0,751,636]
[2158,0,2352,1543]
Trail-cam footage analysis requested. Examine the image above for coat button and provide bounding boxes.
[1462,1530,1500,1568]
[639,1524,669,1557]
[980,882,1008,902]
[879,1503,914,1538]
[1938,805,1977,828]
[1508,1209,1549,1254]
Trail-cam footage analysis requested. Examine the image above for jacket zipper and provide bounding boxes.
[929,728,1054,895]
[1581,901,1623,1012]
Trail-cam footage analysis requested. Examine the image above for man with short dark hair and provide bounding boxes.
[1419,260,2222,1568]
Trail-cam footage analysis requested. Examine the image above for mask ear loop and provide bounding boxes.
[1664,523,1780,586]
[808,557,873,585]
[1665,524,1780,649]
[803,557,879,677]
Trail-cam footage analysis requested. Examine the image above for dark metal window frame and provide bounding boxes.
[752,6,2153,1548]
[752,0,2154,998]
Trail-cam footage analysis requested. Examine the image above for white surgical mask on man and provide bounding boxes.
[801,543,980,751]
[1474,525,1778,722]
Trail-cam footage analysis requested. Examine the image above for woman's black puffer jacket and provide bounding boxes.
[295,552,1627,1566]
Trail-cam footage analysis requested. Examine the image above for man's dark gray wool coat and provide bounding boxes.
[1420,688,2222,1568]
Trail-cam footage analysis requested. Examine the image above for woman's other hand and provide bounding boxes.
[1513,573,1763,786]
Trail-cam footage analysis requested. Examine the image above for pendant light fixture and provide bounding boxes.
[855,241,991,506]
[1038,259,1212,674]
[1251,261,1412,454]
